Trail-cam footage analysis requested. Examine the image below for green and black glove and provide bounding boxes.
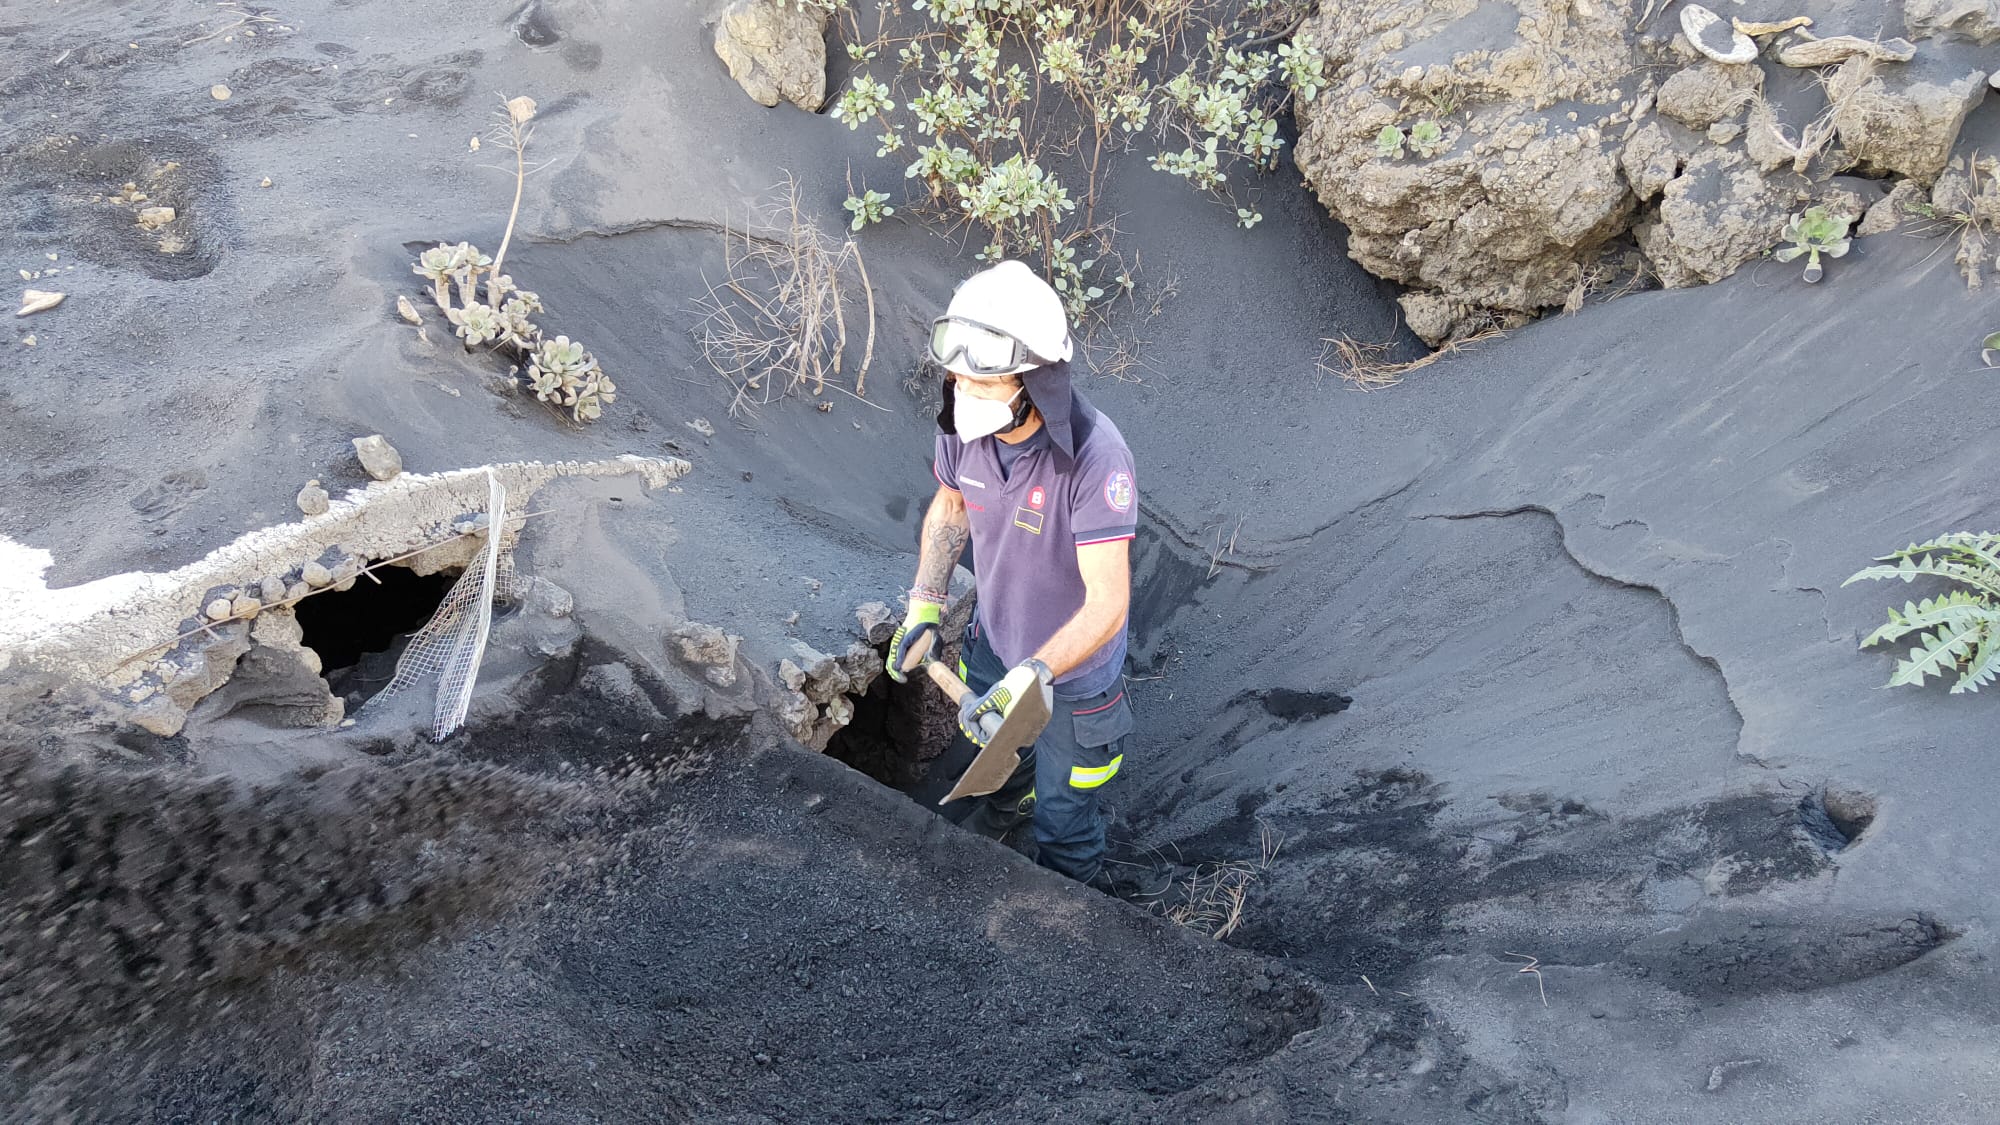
[885,601,943,683]
[958,659,1053,747]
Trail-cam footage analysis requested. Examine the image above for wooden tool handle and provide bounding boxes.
[899,626,940,677]
[924,659,975,704]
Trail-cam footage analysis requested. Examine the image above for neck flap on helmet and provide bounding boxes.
[936,360,1080,469]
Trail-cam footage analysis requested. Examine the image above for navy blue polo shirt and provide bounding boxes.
[934,399,1136,697]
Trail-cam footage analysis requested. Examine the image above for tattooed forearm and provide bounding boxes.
[914,487,970,595]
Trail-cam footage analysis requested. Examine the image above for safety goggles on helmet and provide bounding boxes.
[928,315,1056,377]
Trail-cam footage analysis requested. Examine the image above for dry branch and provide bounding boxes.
[1319,327,1506,391]
[693,175,878,412]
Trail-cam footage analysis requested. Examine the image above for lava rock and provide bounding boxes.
[1831,59,1990,183]
[1657,62,1762,129]
[352,435,404,482]
[713,0,828,112]
[669,621,741,686]
[296,479,330,516]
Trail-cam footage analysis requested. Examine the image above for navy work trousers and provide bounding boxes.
[942,622,1133,884]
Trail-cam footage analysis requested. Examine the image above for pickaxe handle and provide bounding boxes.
[906,632,1003,742]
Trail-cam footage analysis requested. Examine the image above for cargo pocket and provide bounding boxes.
[1065,687,1131,790]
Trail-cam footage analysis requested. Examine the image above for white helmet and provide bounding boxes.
[931,260,1075,379]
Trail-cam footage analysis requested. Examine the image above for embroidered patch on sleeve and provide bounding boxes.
[1102,471,1134,513]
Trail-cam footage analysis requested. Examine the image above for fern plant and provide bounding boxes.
[1844,532,2000,692]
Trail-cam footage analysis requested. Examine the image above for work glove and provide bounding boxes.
[885,601,943,684]
[959,660,1053,748]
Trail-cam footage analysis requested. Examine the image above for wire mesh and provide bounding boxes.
[376,469,511,740]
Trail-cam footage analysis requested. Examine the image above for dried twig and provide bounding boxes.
[694,174,873,411]
[1206,518,1243,579]
[182,1,281,45]
[1319,327,1505,391]
[1163,820,1285,940]
[851,243,877,397]
[484,95,539,307]
[1503,951,1550,1007]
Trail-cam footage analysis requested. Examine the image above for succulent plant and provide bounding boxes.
[571,369,617,423]
[1773,206,1853,283]
[446,241,493,308]
[414,245,458,311]
[499,291,544,348]
[1408,120,1447,159]
[526,335,614,422]
[528,334,587,398]
[447,301,503,347]
[1375,124,1404,160]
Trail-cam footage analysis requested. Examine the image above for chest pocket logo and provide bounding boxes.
[1013,507,1045,534]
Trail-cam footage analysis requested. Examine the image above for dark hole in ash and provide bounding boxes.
[1798,786,1879,853]
[824,649,934,790]
[294,566,455,707]
[1259,688,1352,721]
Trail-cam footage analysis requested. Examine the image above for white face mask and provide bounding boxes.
[955,386,1023,442]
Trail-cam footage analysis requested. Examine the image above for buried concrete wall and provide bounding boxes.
[0,456,688,736]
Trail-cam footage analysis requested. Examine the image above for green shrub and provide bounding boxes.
[827,0,1328,320]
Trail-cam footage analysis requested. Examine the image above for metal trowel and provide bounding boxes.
[902,631,1051,805]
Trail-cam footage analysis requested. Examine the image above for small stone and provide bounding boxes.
[778,658,807,692]
[20,335,33,347]
[396,294,423,325]
[211,83,232,100]
[1858,179,1926,236]
[855,601,895,643]
[351,434,403,481]
[286,581,310,602]
[672,620,744,664]
[301,561,334,588]
[137,206,177,230]
[231,594,262,618]
[821,694,853,727]
[789,640,838,682]
[689,417,716,437]
[260,176,273,188]
[205,598,235,622]
[1707,121,1743,144]
[259,576,288,604]
[296,479,330,516]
